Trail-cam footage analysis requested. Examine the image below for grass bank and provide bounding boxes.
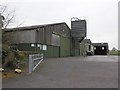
[108,50,120,56]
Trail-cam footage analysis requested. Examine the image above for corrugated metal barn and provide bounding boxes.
[5,22,71,58]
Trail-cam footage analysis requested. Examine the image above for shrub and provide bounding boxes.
[15,51,28,61]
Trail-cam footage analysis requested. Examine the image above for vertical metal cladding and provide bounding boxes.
[5,22,71,57]
[71,19,87,56]
[36,28,44,44]
[59,24,70,57]
[6,29,36,44]
[43,23,71,57]
[80,43,85,56]
[60,36,70,57]
[71,39,80,56]
[44,25,60,57]
[71,20,86,38]
[44,26,53,45]
[51,34,60,46]
[44,45,60,58]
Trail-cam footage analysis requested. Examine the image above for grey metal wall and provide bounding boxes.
[45,26,53,45]
[6,23,71,48]
[53,24,70,38]
[36,28,44,44]
[8,30,36,44]
[42,23,70,46]
[71,39,80,56]
[71,20,86,38]
[51,34,60,46]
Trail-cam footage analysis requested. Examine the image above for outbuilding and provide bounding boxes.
[93,43,109,55]
[80,39,94,56]
[5,22,71,58]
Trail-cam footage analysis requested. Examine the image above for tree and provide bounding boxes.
[0,4,26,70]
[0,4,18,68]
[0,4,15,29]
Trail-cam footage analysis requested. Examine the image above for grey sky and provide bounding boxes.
[1,0,119,50]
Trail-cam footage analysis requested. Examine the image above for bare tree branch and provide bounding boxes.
[0,5,7,14]
[16,20,25,28]
[4,14,15,29]
[3,9,15,29]
[0,4,16,29]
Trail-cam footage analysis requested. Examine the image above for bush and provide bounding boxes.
[2,45,28,69]
[5,60,16,69]
[3,51,16,69]
[15,51,28,61]
[108,50,120,56]
[2,45,11,64]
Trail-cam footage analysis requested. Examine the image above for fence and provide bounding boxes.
[29,54,43,73]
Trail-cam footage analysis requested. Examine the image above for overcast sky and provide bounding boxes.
[1,0,119,50]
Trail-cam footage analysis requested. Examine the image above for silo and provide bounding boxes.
[71,18,87,56]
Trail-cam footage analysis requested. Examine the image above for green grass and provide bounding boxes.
[108,50,120,56]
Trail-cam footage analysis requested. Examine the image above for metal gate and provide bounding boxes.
[29,54,43,73]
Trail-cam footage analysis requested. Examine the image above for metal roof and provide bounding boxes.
[82,39,92,44]
[4,22,70,32]
[92,43,109,46]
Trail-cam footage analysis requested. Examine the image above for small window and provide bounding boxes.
[94,47,96,50]
[31,44,35,47]
[102,47,104,50]
[37,44,40,47]
[40,45,42,50]
[37,44,42,50]
[43,45,47,50]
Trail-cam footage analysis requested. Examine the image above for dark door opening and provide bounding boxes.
[94,46,107,55]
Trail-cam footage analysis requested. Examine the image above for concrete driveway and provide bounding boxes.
[2,56,118,88]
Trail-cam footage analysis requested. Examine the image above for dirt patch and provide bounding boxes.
[2,65,28,79]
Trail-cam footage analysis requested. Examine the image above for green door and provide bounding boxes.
[45,45,60,57]
[60,36,70,57]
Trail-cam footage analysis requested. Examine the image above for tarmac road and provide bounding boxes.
[2,55,118,88]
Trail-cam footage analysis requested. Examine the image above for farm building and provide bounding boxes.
[93,43,109,55]
[80,39,94,56]
[4,20,109,57]
[4,18,87,58]
[4,22,72,58]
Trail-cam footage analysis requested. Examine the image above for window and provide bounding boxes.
[40,45,42,50]
[43,45,47,50]
[102,47,104,50]
[94,47,96,50]
[31,44,35,47]
[37,44,42,50]
[37,44,40,47]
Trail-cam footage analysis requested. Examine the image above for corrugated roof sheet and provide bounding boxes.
[4,22,70,32]
[82,39,92,44]
[92,43,108,46]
